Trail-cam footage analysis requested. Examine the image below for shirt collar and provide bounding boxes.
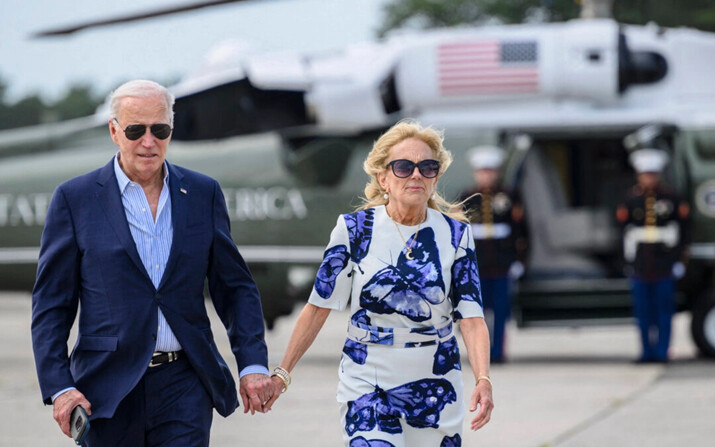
[113,153,169,194]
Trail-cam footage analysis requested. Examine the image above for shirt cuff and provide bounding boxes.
[239,365,269,378]
[51,387,76,403]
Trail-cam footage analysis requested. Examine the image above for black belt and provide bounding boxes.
[149,351,181,368]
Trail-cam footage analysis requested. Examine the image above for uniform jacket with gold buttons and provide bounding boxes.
[616,184,690,280]
[460,186,527,279]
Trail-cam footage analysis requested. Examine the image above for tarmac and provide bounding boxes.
[1,290,713,447]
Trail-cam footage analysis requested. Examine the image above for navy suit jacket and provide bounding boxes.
[31,159,268,419]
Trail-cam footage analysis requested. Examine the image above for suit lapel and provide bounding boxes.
[95,159,153,285]
[159,162,187,291]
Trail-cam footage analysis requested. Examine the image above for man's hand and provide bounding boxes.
[53,389,92,437]
[239,373,274,415]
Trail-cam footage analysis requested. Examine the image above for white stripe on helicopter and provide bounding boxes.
[0,245,326,265]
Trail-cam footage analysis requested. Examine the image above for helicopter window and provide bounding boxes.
[379,74,401,115]
[282,137,354,187]
[690,129,715,160]
[172,80,312,141]
[519,138,633,279]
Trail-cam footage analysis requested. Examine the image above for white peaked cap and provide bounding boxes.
[468,145,505,169]
[629,148,669,173]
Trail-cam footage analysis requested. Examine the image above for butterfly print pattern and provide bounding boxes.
[349,436,396,447]
[432,336,461,375]
[345,208,375,264]
[450,247,482,308]
[314,245,350,299]
[343,310,372,364]
[360,228,446,322]
[345,378,457,436]
[442,214,467,250]
[440,433,462,447]
[409,321,452,338]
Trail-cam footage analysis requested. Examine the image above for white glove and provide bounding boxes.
[508,261,525,279]
[672,262,685,279]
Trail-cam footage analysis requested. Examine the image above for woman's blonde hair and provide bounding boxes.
[358,120,468,222]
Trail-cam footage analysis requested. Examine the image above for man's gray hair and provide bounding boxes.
[109,80,175,124]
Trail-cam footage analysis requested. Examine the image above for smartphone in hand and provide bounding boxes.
[70,406,90,445]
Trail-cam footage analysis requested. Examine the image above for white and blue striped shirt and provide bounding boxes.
[113,155,182,352]
[112,156,267,378]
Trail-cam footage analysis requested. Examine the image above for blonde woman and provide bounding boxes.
[267,121,493,446]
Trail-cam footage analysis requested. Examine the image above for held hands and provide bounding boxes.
[264,375,286,410]
[265,366,290,410]
[239,373,275,415]
[53,389,92,438]
[469,377,494,431]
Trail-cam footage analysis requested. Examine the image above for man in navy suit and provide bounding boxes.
[31,80,274,446]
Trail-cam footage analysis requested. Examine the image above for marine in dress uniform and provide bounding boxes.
[616,148,690,363]
[459,146,527,363]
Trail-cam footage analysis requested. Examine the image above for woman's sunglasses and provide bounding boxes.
[113,118,173,141]
[385,159,440,178]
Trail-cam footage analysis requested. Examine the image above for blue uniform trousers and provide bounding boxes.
[481,276,511,362]
[630,278,675,362]
[85,356,213,447]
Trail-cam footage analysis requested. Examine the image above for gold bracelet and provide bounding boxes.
[476,376,492,387]
[273,366,291,385]
[271,366,291,393]
[271,372,289,393]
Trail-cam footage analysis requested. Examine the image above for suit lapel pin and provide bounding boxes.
[180,188,187,195]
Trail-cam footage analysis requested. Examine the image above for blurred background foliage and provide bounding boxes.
[378,0,715,36]
[0,77,103,130]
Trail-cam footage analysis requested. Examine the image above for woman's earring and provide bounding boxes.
[431,192,436,200]
[383,193,389,200]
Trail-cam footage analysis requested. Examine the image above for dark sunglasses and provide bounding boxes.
[113,118,173,141]
[385,159,440,178]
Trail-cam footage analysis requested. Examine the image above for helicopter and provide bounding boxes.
[1,1,715,358]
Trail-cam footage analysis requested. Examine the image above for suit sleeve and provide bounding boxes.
[206,180,268,372]
[31,186,80,404]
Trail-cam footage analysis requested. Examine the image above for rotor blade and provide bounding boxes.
[31,0,252,38]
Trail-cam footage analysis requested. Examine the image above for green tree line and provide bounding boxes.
[378,0,715,37]
[0,77,105,130]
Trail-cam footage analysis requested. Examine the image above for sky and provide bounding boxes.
[0,0,390,102]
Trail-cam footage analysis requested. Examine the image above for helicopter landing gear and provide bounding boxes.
[691,288,715,359]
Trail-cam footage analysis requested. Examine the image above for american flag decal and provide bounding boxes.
[437,41,539,96]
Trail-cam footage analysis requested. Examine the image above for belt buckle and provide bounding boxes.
[149,352,162,368]
[149,351,178,368]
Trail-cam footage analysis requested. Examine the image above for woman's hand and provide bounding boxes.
[469,379,494,430]
[264,375,285,411]
[459,317,494,430]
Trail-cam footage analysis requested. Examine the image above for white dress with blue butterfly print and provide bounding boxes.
[309,205,484,447]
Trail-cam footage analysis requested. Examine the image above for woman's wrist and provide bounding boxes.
[271,366,291,393]
[476,375,492,387]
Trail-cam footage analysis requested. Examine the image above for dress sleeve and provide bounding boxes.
[308,215,354,311]
[450,223,484,319]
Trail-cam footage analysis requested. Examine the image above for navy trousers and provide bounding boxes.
[481,276,511,362]
[630,278,675,362]
[85,356,213,447]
